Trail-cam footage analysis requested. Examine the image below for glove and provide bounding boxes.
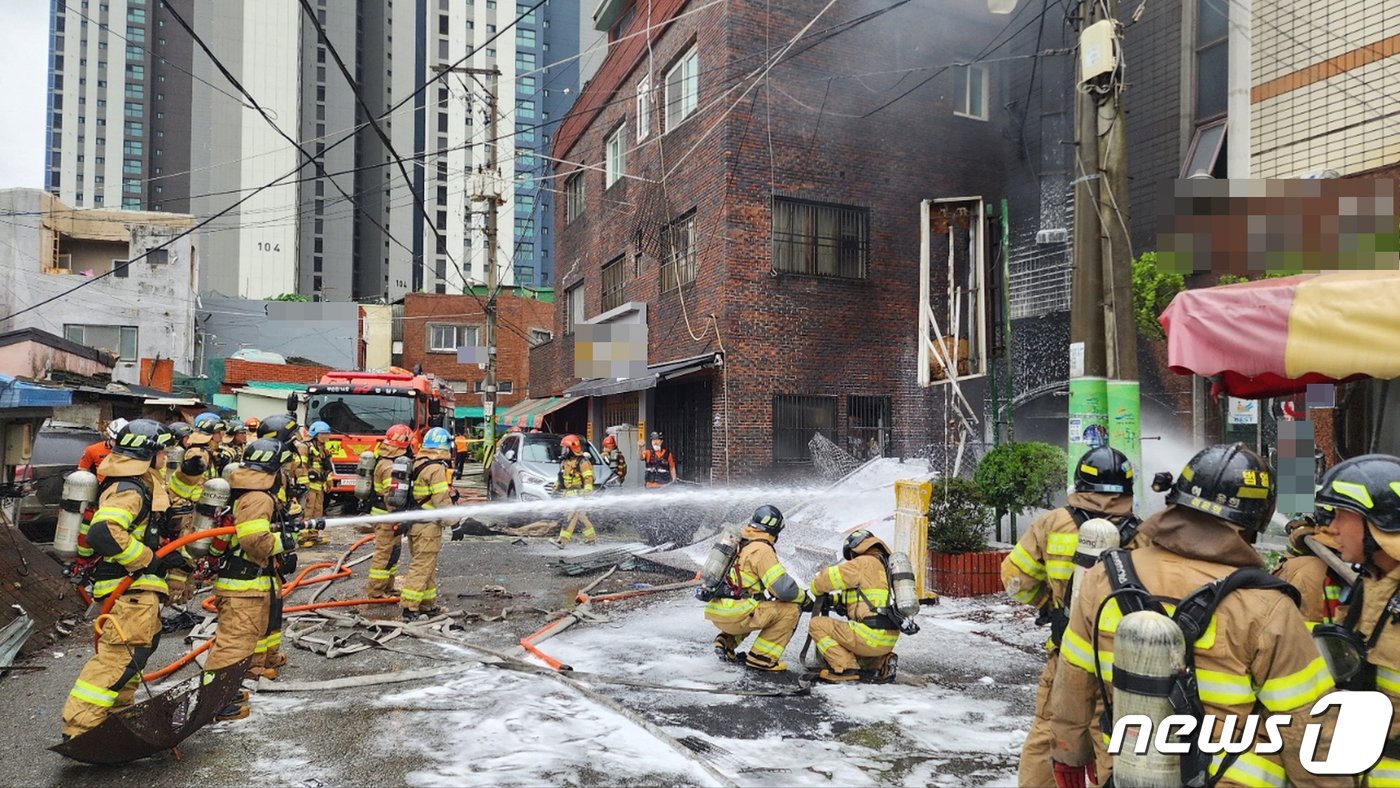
[1052,761,1096,788]
[1151,471,1174,493]
[279,532,299,553]
[1286,515,1318,554]
[450,488,461,504]
[290,484,309,499]
[149,552,193,577]
[308,470,323,483]
[799,591,816,613]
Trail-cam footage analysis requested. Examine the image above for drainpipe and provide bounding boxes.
[1227,0,1251,178]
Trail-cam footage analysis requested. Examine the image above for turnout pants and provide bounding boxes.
[400,522,442,612]
[366,523,401,598]
[808,615,897,674]
[709,601,801,663]
[1019,650,1059,787]
[205,593,271,676]
[302,488,325,520]
[61,591,163,738]
[558,508,596,544]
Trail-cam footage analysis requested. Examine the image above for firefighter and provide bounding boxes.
[60,420,190,740]
[806,529,902,683]
[251,413,302,676]
[704,506,805,671]
[552,434,597,548]
[1049,444,1340,788]
[203,438,297,720]
[1274,515,1350,627]
[1314,454,1400,787]
[219,420,249,469]
[366,423,413,599]
[641,432,677,488]
[297,421,333,546]
[77,418,126,475]
[1002,446,1147,788]
[164,413,223,603]
[601,434,627,485]
[400,427,452,620]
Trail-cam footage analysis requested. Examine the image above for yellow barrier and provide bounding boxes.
[893,479,937,602]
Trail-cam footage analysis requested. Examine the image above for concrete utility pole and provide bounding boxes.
[1097,0,1141,501]
[439,65,504,448]
[1066,0,1108,487]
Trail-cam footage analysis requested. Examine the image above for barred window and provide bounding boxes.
[601,256,626,312]
[773,395,837,463]
[661,211,696,291]
[847,395,892,459]
[772,198,868,279]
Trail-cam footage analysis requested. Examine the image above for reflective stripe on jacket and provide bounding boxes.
[558,455,594,496]
[212,473,283,597]
[810,552,899,649]
[704,527,799,621]
[86,461,166,598]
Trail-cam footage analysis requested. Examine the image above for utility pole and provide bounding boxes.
[439,65,504,448]
[1067,0,1108,487]
[1098,0,1141,501]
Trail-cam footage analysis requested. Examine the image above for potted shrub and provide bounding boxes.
[973,441,1068,541]
[926,477,1005,597]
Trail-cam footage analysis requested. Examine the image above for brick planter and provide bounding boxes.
[928,550,1011,597]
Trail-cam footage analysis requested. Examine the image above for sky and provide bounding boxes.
[0,3,50,190]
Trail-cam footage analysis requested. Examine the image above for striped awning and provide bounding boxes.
[495,396,571,429]
[1160,270,1400,398]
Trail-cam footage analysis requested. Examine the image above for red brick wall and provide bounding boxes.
[401,293,555,409]
[221,358,331,394]
[533,0,1015,481]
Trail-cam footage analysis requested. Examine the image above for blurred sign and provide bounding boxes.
[1228,397,1258,425]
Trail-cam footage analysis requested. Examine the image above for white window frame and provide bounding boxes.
[65,324,139,361]
[529,328,553,345]
[664,46,699,131]
[636,75,652,140]
[605,126,625,188]
[955,63,989,121]
[427,323,479,353]
[565,283,584,335]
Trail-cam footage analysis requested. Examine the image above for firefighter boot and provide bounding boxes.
[744,652,787,672]
[714,633,739,663]
[816,668,862,683]
[859,653,898,684]
[214,700,251,722]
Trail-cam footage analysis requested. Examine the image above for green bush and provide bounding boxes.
[974,441,1068,517]
[1132,251,1185,341]
[927,478,992,555]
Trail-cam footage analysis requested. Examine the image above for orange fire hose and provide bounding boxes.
[93,527,237,648]
[522,574,703,672]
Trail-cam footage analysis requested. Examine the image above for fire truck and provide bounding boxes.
[287,367,455,505]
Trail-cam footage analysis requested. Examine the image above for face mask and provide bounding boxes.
[652,443,662,451]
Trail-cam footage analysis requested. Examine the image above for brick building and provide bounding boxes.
[401,290,556,417]
[529,0,1022,482]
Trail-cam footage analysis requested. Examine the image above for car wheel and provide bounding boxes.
[486,477,497,500]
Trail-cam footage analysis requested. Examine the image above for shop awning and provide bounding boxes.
[454,405,485,419]
[562,352,724,399]
[1160,271,1400,399]
[495,396,572,428]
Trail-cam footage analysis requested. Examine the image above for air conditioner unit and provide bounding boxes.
[1036,228,1068,245]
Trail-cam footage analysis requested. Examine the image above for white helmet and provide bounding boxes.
[105,418,129,441]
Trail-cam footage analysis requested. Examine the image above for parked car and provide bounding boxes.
[486,432,616,502]
[17,425,103,542]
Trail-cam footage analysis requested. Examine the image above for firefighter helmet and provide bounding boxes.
[1074,446,1135,495]
[842,528,888,560]
[112,419,168,462]
[560,434,583,455]
[1315,455,1400,534]
[241,438,285,474]
[383,423,413,449]
[1165,443,1276,534]
[422,427,452,451]
[308,421,332,438]
[749,505,785,536]
[166,421,193,443]
[193,411,226,435]
[256,413,299,444]
[104,418,129,441]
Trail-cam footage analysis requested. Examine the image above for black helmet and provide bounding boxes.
[1074,446,1134,495]
[750,505,785,535]
[167,421,193,442]
[842,528,887,560]
[1315,454,1400,533]
[112,419,168,462]
[650,432,663,441]
[257,413,299,444]
[1165,443,1276,534]
[241,438,285,474]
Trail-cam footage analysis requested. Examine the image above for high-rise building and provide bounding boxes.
[46,0,581,301]
[45,0,195,213]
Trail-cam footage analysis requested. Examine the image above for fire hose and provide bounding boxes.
[519,574,702,672]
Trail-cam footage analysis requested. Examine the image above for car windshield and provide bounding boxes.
[307,393,417,434]
[521,434,603,465]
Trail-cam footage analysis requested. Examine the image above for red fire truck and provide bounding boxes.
[288,367,455,505]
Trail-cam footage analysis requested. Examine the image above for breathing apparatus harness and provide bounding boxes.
[849,550,920,636]
[1040,507,1143,647]
[1091,548,1299,788]
[87,476,159,591]
[222,477,296,582]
